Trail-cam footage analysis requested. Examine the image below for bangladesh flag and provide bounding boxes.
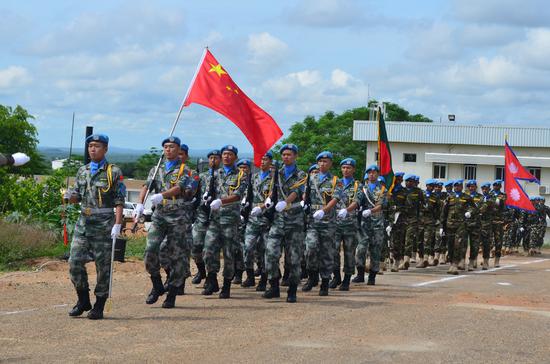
[377,106,395,191]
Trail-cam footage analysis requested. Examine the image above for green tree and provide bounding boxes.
[0,105,49,174]
[133,147,162,179]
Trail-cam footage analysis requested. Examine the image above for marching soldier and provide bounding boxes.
[400,174,424,270]
[490,180,507,267]
[202,145,248,299]
[66,134,125,319]
[417,179,440,268]
[465,180,482,270]
[233,158,252,285]
[135,136,197,308]
[387,172,406,272]
[479,182,496,269]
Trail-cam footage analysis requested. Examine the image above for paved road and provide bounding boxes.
[1,252,549,363]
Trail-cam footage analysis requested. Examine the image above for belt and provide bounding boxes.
[310,204,325,210]
[81,207,114,216]
[160,198,185,206]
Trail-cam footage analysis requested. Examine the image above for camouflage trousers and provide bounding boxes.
[234,221,246,273]
[491,223,504,258]
[480,222,493,259]
[404,219,419,257]
[333,224,358,275]
[191,218,208,265]
[69,214,114,297]
[417,225,425,257]
[422,221,437,256]
[358,222,384,273]
[446,223,467,264]
[144,208,189,288]
[435,230,447,255]
[265,214,304,285]
[529,226,545,249]
[390,219,406,261]
[204,218,239,280]
[305,222,335,279]
[504,222,518,249]
[243,218,270,272]
[159,223,192,278]
[465,223,481,260]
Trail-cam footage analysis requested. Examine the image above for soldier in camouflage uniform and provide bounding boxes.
[191,150,221,285]
[330,158,359,289]
[417,179,440,268]
[464,180,482,270]
[503,208,520,255]
[301,151,343,296]
[440,179,475,275]
[432,180,445,265]
[202,145,248,299]
[490,180,507,267]
[436,180,454,264]
[399,174,424,270]
[479,182,496,269]
[66,134,125,320]
[536,197,550,254]
[232,158,252,285]
[135,136,197,309]
[352,165,386,286]
[263,144,307,303]
[387,172,406,272]
[377,176,390,273]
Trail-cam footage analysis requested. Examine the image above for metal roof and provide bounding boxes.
[353,121,550,148]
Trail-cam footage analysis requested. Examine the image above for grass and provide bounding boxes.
[125,236,146,259]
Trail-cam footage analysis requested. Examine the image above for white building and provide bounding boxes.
[51,159,67,170]
[353,121,550,199]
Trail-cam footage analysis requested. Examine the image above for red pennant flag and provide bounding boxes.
[184,49,283,166]
[504,141,538,211]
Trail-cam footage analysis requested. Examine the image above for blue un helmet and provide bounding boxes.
[466,179,477,187]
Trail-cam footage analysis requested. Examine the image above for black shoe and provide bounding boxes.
[202,272,219,295]
[287,283,297,303]
[177,279,185,295]
[281,269,289,286]
[262,279,280,299]
[219,278,232,299]
[352,267,365,283]
[339,274,351,291]
[232,270,243,285]
[319,278,329,296]
[241,269,256,288]
[146,275,165,304]
[162,286,178,308]
[87,296,107,320]
[329,269,341,289]
[256,273,267,291]
[367,271,377,286]
[191,262,206,285]
[301,271,318,292]
[69,289,92,317]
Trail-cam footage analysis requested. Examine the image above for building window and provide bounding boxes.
[433,163,447,179]
[495,166,504,181]
[464,164,477,180]
[403,153,417,162]
[528,167,541,181]
[374,152,379,161]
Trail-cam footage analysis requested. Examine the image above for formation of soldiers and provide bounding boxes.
[64,134,550,319]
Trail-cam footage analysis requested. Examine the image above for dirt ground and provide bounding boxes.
[1,252,550,363]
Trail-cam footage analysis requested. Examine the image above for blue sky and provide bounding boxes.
[2,0,550,153]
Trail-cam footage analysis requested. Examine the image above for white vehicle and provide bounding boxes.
[120,202,137,219]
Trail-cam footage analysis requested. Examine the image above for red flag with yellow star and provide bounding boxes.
[183,49,283,166]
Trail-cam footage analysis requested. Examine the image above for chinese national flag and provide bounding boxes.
[504,141,538,212]
[183,49,283,166]
[377,106,394,191]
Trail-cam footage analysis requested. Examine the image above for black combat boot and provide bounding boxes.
[287,283,298,303]
[352,267,365,283]
[256,273,267,291]
[319,278,330,296]
[262,278,280,298]
[163,268,171,291]
[232,270,243,285]
[146,275,165,304]
[87,296,107,320]
[176,279,185,295]
[281,269,290,286]
[339,274,351,291]
[241,269,256,288]
[202,272,219,295]
[329,269,341,289]
[219,278,232,299]
[301,270,318,292]
[69,289,92,317]
[192,262,206,285]
[367,270,377,286]
[162,285,178,308]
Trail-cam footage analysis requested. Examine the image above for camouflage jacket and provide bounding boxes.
[479,193,497,226]
[490,190,507,223]
[73,161,125,212]
[210,165,248,224]
[421,190,440,224]
[441,191,475,228]
[355,182,386,229]
[248,170,273,224]
[307,172,343,224]
[388,184,407,223]
[403,186,425,222]
[336,178,360,227]
[272,165,307,219]
[465,191,483,227]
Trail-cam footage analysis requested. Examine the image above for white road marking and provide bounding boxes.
[497,282,512,286]
[0,308,38,316]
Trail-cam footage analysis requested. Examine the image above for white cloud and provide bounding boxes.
[247,32,289,68]
[0,66,32,88]
[331,69,351,88]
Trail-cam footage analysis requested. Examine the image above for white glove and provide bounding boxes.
[519,227,525,233]
[133,203,144,221]
[495,198,500,205]
[202,192,211,202]
[313,209,325,220]
[439,228,445,237]
[251,206,262,217]
[264,197,273,209]
[241,197,249,208]
[11,152,30,166]
[150,193,164,206]
[362,209,372,218]
[275,201,287,212]
[337,208,348,219]
[210,198,222,210]
[465,211,471,218]
[111,224,121,239]
[300,200,305,208]
[386,225,392,236]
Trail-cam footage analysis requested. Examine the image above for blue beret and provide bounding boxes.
[86,134,109,145]
[221,145,238,155]
[280,144,298,154]
[340,158,356,167]
[444,180,454,187]
[466,179,477,187]
[365,164,379,173]
[453,179,464,185]
[529,196,536,201]
[414,175,420,181]
[425,179,436,186]
[236,159,251,167]
[493,179,503,185]
[207,149,221,158]
[436,181,444,186]
[308,164,319,173]
[404,173,415,181]
[394,172,405,178]
[316,151,333,161]
[480,182,491,188]
[377,176,386,184]
[180,143,189,153]
[162,136,181,147]
[264,150,273,159]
